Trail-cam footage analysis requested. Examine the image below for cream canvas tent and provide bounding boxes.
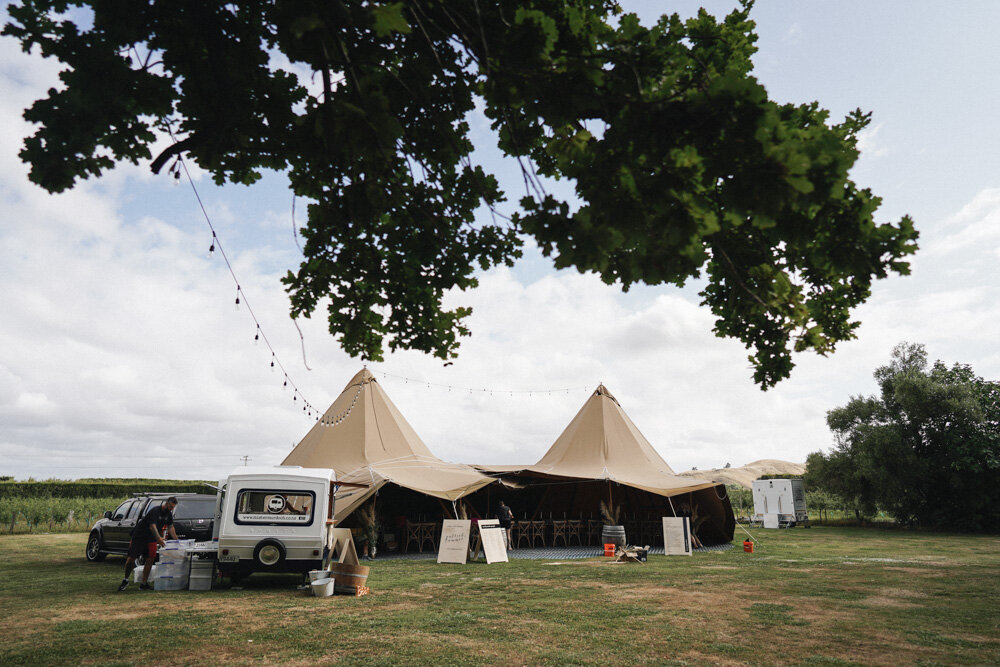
[478,385,736,544]
[678,459,807,489]
[282,369,495,522]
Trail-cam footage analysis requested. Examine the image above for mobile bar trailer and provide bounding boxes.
[211,466,367,582]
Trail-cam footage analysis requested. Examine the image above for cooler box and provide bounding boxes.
[188,558,215,591]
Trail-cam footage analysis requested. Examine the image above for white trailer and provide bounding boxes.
[212,466,365,580]
[752,478,809,528]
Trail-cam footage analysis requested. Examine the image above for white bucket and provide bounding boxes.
[310,577,335,597]
[308,569,330,582]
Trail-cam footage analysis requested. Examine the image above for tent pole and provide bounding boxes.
[532,483,552,520]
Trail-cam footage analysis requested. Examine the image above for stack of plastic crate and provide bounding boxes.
[154,540,194,591]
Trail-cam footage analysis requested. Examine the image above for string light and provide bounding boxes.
[168,132,316,420]
[318,384,363,429]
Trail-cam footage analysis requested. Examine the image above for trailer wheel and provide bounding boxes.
[253,539,286,568]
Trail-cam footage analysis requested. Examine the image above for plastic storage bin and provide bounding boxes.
[154,574,187,591]
[188,559,214,591]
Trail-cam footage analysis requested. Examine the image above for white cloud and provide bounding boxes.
[2,9,1000,484]
[856,122,889,159]
[784,22,803,45]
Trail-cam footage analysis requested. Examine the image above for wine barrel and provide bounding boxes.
[329,563,370,594]
[601,524,626,548]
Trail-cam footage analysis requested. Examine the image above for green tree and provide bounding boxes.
[807,343,1000,531]
[3,1,917,387]
[726,484,751,518]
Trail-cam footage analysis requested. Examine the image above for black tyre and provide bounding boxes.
[85,533,106,562]
[253,539,286,569]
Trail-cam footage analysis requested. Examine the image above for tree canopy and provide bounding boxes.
[807,343,1000,531]
[4,0,918,387]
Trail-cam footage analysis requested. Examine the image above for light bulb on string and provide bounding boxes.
[270,354,275,370]
[208,231,216,258]
[235,286,241,311]
[254,325,260,346]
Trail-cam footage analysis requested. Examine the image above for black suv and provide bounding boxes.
[85,493,217,561]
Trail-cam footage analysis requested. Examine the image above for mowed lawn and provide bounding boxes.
[1,527,998,665]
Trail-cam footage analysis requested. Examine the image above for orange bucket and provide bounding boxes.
[743,540,754,553]
[603,543,616,557]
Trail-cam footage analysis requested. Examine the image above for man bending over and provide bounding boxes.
[118,496,179,592]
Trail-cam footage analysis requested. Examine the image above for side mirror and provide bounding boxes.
[104,511,113,520]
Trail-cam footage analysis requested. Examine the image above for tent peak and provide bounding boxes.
[343,367,377,392]
[593,383,620,405]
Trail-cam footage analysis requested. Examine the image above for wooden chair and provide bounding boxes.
[551,520,568,547]
[403,521,421,553]
[419,522,437,552]
[586,519,603,546]
[566,520,583,546]
[530,520,547,547]
[514,520,532,548]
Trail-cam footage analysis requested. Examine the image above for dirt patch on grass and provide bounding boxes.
[862,595,920,609]
[678,650,745,665]
[861,587,928,609]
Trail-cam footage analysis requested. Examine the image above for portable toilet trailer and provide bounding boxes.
[752,478,809,528]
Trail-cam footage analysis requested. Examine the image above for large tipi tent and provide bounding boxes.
[282,369,494,521]
[479,384,736,544]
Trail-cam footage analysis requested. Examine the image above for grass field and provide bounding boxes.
[2,527,998,665]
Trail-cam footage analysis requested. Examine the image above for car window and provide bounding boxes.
[113,500,134,520]
[126,500,144,520]
[173,499,216,520]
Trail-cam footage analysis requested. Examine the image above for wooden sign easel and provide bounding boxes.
[322,480,369,569]
[324,526,360,567]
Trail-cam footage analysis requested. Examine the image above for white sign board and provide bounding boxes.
[437,520,472,564]
[763,513,780,529]
[662,517,692,556]
[476,519,509,564]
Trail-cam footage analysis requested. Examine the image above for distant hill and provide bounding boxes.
[678,459,806,489]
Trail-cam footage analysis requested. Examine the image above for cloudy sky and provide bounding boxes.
[2,1,999,481]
